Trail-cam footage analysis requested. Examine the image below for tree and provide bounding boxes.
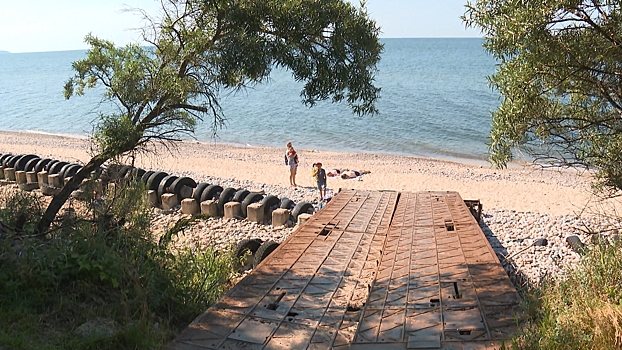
[37,0,382,233]
[463,0,622,193]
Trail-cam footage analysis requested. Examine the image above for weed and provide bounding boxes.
[512,240,622,349]
[0,182,237,349]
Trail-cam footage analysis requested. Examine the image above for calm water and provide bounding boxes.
[0,38,499,161]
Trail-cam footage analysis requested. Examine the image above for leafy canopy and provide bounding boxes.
[64,0,382,158]
[464,0,622,192]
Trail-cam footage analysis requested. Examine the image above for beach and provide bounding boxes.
[1,130,621,285]
[0,131,608,215]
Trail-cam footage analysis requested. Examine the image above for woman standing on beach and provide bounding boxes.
[285,141,299,186]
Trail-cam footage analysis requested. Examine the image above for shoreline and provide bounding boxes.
[0,130,618,216]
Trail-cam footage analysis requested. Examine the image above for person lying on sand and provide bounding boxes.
[327,168,371,178]
[340,169,371,179]
[327,169,342,177]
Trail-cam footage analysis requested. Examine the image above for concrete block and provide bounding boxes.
[15,171,27,184]
[26,171,38,184]
[272,208,290,227]
[148,190,159,207]
[200,199,219,216]
[247,203,265,223]
[37,171,49,187]
[181,198,199,215]
[48,174,62,188]
[0,166,4,179]
[4,168,16,182]
[19,183,39,191]
[224,201,242,219]
[107,182,116,195]
[297,213,312,226]
[161,193,178,211]
[41,184,62,196]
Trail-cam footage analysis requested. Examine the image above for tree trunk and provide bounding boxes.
[36,156,108,234]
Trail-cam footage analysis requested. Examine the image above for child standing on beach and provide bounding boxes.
[285,141,298,186]
[312,162,327,200]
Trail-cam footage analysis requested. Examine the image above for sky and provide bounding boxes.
[0,0,482,53]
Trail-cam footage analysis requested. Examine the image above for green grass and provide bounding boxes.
[509,239,622,349]
[0,182,238,349]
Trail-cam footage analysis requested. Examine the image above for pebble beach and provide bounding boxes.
[1,130,621,287]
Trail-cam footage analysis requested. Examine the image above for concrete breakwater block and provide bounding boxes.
[161,193,178,211]
[200,199,218,216]
[19,183,40,191]
[40,184,62,196]
[37,171,49,188]
[224,202,242,219]
[271,208,290,227]
[297,213,312,226]
[48,174,62,188]
[15,171,27,184]
[247,203,264,223]
[26,171,38,184]
[148,190,158,207]
[4,168,16,182]
[181,198,199,215]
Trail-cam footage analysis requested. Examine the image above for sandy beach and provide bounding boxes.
[0,130,616,216]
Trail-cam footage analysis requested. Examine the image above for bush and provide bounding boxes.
[512,239,622,349]
[0,182,237,349]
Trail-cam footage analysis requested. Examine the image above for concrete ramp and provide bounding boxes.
[170,190,520,349]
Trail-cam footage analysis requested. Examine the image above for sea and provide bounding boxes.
[0,38,499,162]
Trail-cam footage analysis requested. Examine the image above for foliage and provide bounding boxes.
[39,0,382,233]
[0,188,43,233]
[0,183,237,349]
[510,240,622,349]
[463,0,622,193]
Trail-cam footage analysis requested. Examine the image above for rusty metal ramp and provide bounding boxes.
[170,190,520,349]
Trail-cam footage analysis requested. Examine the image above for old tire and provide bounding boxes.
[192,182,210,202]
[241,192,264,218]
[124,167,145,181]
[280,197,295,210]
[44,159,60,172]
[157,175,179,198]
[33,158,52,173]
[253,240,280,268]
[15,154,39,171]
[234,238,263,269]
[232,189,250,202]
[170,176,197,200]
[291,202,314,220]
[261,195,280,217]
[62,164,82,179]
[141,170,155,183]
[60,164,81,179]
[0,154,12,166]
[24,157,42,172]
[200,184,223,202]
[217,187,237,214]
[6,154,22,168]
[147,171,168,192]
[48,161,69,175]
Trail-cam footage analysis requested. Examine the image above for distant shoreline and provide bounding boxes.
[6,128,493,168]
